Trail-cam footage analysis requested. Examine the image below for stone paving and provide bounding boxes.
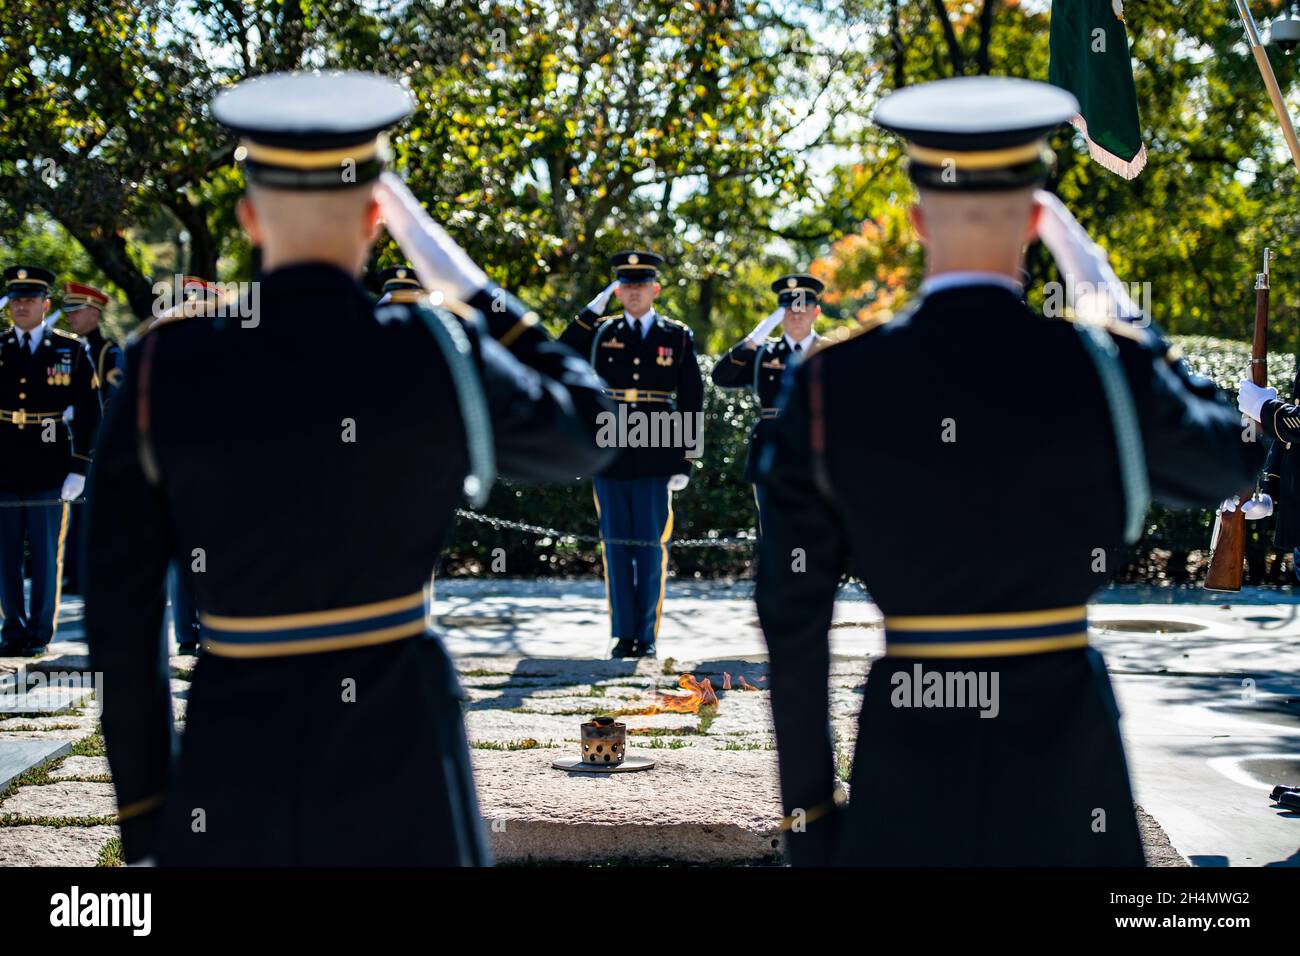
[2,579,1297,866]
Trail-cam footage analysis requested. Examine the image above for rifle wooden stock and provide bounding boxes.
[1204,250,1271,592]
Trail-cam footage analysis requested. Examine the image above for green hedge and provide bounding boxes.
[441,336,1298,584]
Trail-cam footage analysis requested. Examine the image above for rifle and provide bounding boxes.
[1204,248,1271,592]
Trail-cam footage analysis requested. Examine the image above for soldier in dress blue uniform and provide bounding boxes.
[711,274,823,531]
[559,252,705,658]
[0,266,99,655]
[1238,370,1300,579]
[62,281,123,596]
[85,71,613,865]
[376,264,425,304]
[756,77,1265,866]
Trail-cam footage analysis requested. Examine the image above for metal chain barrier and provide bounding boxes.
[0,499,756,550]
[454,509,757,549]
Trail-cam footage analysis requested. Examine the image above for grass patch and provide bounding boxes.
[459,668,515,678]
[470,738,557,751]
[588,685,606,698]
[722,741,777,751]
[0,723,83,732]
[640,738,689,750]
[70,729,106,758]
[696,704,718,735]
[0,814,117,827]
[97,837,124,867]
[172,667,194,681]
[661,658,678,676]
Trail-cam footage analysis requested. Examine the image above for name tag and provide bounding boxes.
[600,339,625,349]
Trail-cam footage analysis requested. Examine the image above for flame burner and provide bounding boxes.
[582,716,625,765]
[551,716,655,773]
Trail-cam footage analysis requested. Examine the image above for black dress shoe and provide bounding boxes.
[611,640,635,659]
[635,643,657,659]
[1270,784,1299,802]
[177,641,201,655]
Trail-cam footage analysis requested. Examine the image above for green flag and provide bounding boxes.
[1049,0,1147,178]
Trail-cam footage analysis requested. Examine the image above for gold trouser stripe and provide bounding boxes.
[497,312,539,350]
[779,797,838,832]
[884,605,1087,632]
[117,793,164,822]
[592,486,614,634]
[200,591,424,633]
[240,136,381,169]
[907,140,1046,170]
[887,632,1090,659]
[653,484,674,641]
[203,619,426,659]
[51,503,69,631]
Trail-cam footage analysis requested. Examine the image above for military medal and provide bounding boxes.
[657,345,674,367]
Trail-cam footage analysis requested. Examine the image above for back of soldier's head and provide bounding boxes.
[873,76,1078,269]
[212,72,412,267]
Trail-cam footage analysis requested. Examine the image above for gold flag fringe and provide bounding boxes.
[1070,114,1147,180]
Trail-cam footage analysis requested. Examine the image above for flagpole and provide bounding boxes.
[1234,0,1300,174]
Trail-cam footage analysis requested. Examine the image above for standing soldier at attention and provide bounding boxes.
[62,281,122,596]
[1238,368,1300,580]
[756,77,1264,866]
[0,266,99,655]
[711,274,823,531]
[559,252,705,659]
[85,71,612,866]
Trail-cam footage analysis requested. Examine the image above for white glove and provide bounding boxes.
[668,474,689,492]
[62,406,74,424]
[1242,493,1274,520]
[586,281,619,316]
[746,307,785,345]
[1219,496,1240,514]
[1033,189,1141,322]
[1237,378,1277,421]
[374,172,489,302]
[60,473,85,501]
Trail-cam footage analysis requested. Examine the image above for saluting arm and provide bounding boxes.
[710,340,758,387]
[1122,337,1267,508]
[85,346,176,864]
[464,285,615,482]
[755,358,847,865]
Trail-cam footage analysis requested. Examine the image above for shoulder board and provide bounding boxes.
[657,315,690,331]
[809,313,893,357]
[50,327,80,342]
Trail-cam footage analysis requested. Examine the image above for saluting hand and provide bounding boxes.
[374,172,489,301]
[586,281,619,316]
[668,474,689,492]
[1237,378,1276,422]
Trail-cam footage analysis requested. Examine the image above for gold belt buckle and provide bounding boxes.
[624,388,638,402]
[14,409,26,428]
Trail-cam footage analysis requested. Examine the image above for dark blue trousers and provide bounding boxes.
[0,490,69,647]
[592,476,672,646]
[168,562,202,648]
